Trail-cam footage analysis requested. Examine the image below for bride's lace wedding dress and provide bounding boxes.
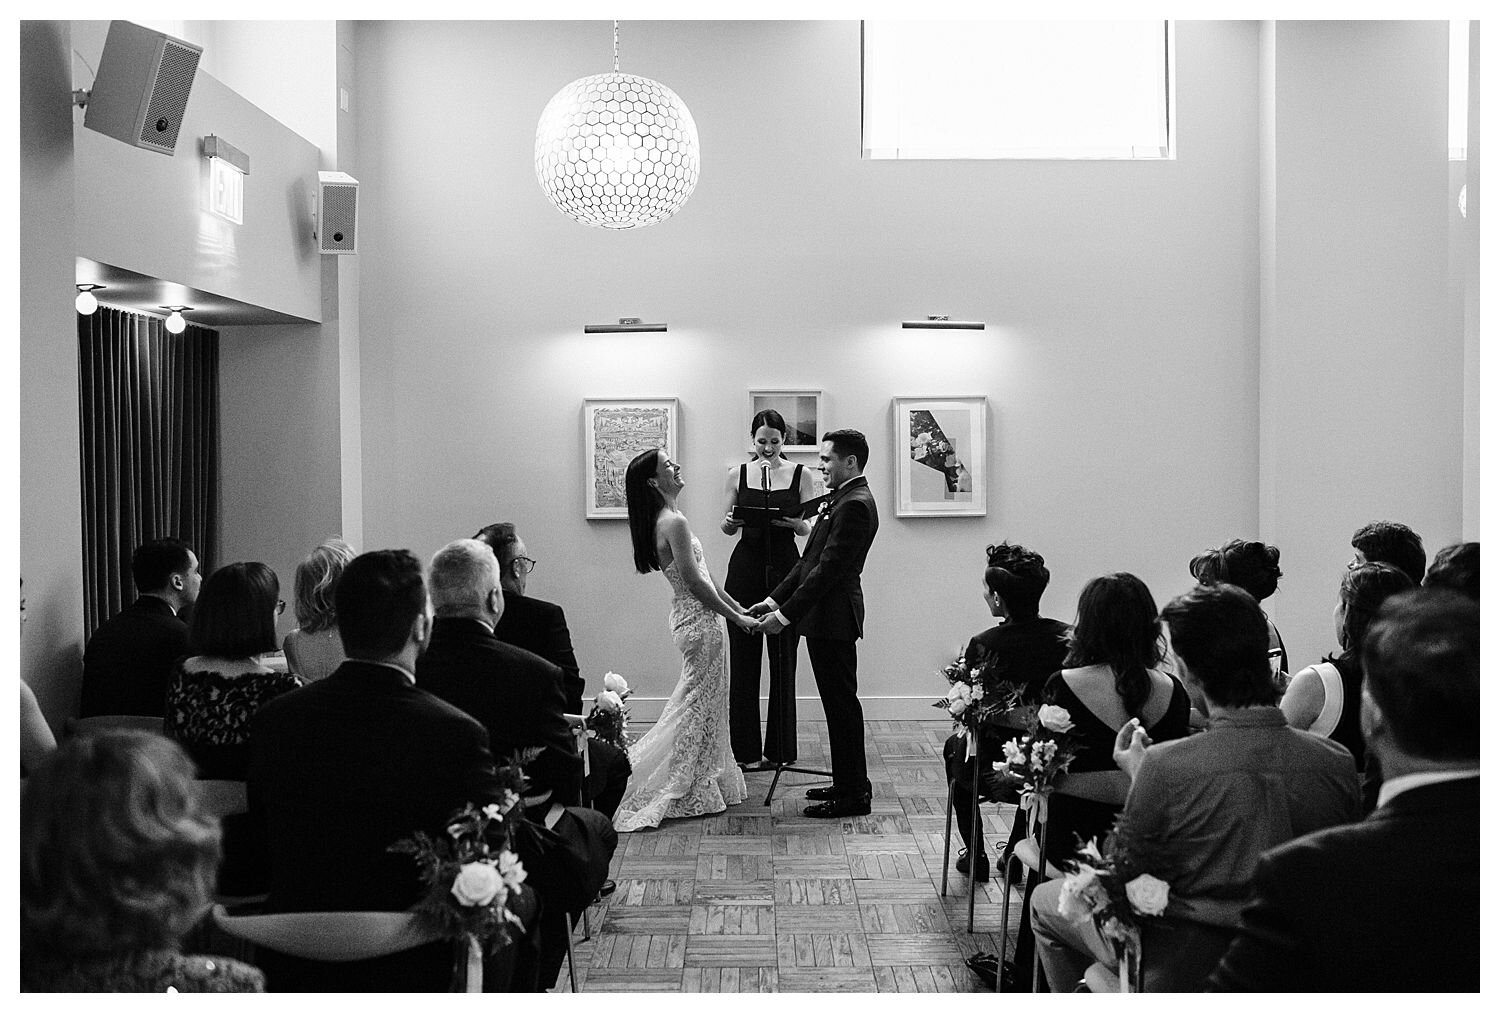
[613,535,747,831]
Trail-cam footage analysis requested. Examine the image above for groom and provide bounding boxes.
[750,429,879,817]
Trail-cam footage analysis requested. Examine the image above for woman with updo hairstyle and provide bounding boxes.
[20,730,263,991]
[1039,573,1191,868]
[1190,538,1288,682]
[1280,561,1413,771]
[719,409,821,769]
[282,537,355,683]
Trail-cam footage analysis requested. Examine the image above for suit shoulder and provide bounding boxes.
[494,639,564,677]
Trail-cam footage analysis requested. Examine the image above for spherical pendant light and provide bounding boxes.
[534,24,700,230]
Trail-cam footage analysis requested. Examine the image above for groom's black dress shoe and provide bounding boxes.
[803,794,871,818]
[805,784,842,800]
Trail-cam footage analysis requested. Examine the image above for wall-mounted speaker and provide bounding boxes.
[82,21,202,156]
[316,171,360,255]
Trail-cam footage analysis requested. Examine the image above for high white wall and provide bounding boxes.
[1260,21,1464,656]
[351,20,1269,712]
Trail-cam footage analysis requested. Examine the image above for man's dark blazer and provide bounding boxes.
[78,597,188,717]
[1207,776,1479,991]
[248,660,507,991]
[418,617,583,807]
[770,475,878,641]
[494,591,585,712]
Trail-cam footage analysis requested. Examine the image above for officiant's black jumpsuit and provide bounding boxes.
[725,462,804,765]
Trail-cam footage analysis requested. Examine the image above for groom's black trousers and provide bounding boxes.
[805,636,870,796]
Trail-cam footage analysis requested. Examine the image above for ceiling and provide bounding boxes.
[75,257,316,328]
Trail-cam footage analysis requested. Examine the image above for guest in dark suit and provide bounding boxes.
[751,429,880,817]
[418,538,582,813]
[1208,588,1479,991]
[248,549,523,992]
[79,538,202,717]
[475,521,631,820]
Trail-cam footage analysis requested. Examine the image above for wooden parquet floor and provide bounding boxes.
[560,719,1020,993]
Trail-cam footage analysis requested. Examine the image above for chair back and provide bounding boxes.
[211,905,443,963]
[66,714,165,737]
[1010,792,1068,880]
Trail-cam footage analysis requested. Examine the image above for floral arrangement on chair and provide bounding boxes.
[1055,824,1171,992]
[932,648,1030,755]
[585,671,633,750]
[990,703,1080,809]
[388,753,538,991]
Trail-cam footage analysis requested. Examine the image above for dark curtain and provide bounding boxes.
[78,307,219,636]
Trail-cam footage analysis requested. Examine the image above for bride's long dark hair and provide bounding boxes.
[626,448,667,574]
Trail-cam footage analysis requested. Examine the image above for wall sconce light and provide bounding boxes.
[75,284,106,315]
[901,315,985,330]
[584,317,668,334]
[160,305,192,334]
[203,135,249,224]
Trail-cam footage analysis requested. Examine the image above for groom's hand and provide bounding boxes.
[757,613,788,634]
[745,599,775,618]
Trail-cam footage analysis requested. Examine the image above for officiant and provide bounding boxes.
[719,409,821,770]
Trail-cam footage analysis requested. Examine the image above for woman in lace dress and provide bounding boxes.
[614,448,753,831]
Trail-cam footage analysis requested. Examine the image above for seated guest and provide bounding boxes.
[1350,519,1426,586]
[943,541,1070,884]
[79,538,201,717]
[1031,583,1360,992]
[20,581,57,774]
[1280,561,1412,772]
[1041,573,1191,870]
[1423,540,1478,600]
[249,549,582,992]
[1189,538,1288,683]
[417,539,583,814]
[477,521,631,820]
[1209,589,1479,991]
[281,538,355,683]
[21,730,263,992]
[164,562,300,781]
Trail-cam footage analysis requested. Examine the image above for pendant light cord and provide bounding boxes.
[613,19,620,72]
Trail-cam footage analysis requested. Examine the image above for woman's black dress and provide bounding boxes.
[724,462,805,765]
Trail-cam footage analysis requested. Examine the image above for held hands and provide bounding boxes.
[1112,718,1152,781]
[744,599,775,619]
[730,612,760,633]
[756,612,788,635]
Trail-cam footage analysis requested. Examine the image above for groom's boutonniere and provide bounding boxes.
[814,498,833,522]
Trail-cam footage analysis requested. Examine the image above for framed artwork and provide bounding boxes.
[746,388,823,456]
[892,396,987,517]
[583,398,679,519]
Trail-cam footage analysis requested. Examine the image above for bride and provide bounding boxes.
[613,448,751,831]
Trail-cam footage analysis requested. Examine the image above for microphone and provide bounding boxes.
[760,461,772,493]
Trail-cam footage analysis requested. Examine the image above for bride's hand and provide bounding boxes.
[731,613,759,633]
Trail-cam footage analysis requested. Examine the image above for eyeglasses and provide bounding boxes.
[513,556,538,575]
[275,599,287,616]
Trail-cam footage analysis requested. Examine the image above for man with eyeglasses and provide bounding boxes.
[475,522,631,822]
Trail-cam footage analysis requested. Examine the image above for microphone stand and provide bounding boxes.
[758,458,832,806]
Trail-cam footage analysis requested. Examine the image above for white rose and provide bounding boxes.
[1037,704,1075,734]
[1125,874,1170,916]
[596,690,623,713]
[602,672,630,696]
[945,683,970,716]
[450,861,504,907]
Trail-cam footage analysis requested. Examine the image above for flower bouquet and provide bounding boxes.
[585,671,633,751]
[991,703,1080,810]
[388,756,536,991]
[1055,827,1171,992]
[931,648,1030,758]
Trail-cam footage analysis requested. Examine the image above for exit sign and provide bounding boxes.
[209,157,244,224]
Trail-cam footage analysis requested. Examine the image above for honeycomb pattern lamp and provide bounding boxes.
[534,22,700,230]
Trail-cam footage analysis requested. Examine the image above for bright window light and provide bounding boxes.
[863,20,1173,160]
[1450,20,1469,160]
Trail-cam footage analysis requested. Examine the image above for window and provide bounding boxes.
[862,20,1173,160]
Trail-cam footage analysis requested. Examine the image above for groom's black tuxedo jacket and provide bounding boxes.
[771,475,878,641]
[1207,776,1479,992]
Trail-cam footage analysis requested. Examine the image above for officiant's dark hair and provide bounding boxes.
[822,429,869,469]
[336,549,427,659]
[1362,588,1478,760]
[626,449,667,574]
[984,542,1049,617]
